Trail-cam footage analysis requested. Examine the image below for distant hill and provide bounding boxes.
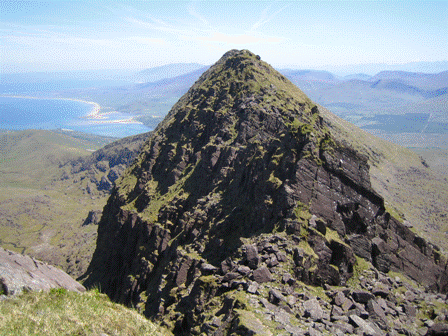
[22,65,448,151]
[131,63,206,83]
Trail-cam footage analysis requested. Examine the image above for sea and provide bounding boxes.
[0,96,151,138]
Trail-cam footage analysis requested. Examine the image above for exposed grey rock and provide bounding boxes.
[246,281,259,294]
[201,263,218,274]
[237,265,251,276]
[366,299,388,330]
[334,291,347,306]
[0,248,85,295]
[82,49,448,335]
[253,266,272,283]
[332,321,354,334]
[274,309,291,325]
[426,323,448,336]
[372,282,390,298]
[349,315,379,336]
[303,298,324,321]
[221,258,235,274]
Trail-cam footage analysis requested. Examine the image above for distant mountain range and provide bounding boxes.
[2,62,447,150]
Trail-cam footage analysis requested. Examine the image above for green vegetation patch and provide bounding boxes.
[0,289,170,336]
[346,256,371,288]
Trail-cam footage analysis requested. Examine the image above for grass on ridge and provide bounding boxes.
[0,288,171,336]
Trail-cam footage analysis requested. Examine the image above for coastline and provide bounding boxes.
[0,95,143,125]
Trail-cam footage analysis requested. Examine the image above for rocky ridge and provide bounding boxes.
[83,50,448,335]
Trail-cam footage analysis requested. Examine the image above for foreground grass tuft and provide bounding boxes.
[0,288,170,336]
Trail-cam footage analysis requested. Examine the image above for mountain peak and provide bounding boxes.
[84,50,448,335]
[157,49,325,156]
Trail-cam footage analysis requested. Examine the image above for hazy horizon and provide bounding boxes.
[2,1,447,74]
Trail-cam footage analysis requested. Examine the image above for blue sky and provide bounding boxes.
[1,0,447,73]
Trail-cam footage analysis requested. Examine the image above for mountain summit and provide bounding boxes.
[84,50,448,334]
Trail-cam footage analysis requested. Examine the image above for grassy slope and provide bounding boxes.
[0,288,171,336]
[0,130,113,277]
[320,106,448,250]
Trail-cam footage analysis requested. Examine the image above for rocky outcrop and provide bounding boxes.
[83,50,448,334]
[82,210,102,226]
[0,247,85,296]
[64,131,150,194]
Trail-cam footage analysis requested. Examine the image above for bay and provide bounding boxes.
[0,96,151,138]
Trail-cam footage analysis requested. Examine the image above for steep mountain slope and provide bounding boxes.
[83,50,448,334]
[319,106,448,251]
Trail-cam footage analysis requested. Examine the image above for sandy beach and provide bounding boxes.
[1,95,143,125]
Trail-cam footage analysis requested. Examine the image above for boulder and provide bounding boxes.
[426,323,448,336]
[243,244,259,270]
[82,210,102,226]
[303,298,324,321]
[0,248,85,295]
[253,266,272,283]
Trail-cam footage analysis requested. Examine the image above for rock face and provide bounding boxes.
[0,247,85,296]
[65,132,150,194]
[83,50,448,334]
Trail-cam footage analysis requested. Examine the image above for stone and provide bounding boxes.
[82,210,102,226]
[0,248,85,295]
[331,305,345,319]
[366,299,387,330]
[334,291,347,306]
[426,323,448,336]
[276,252,288,263]
[176,258,193,286]
[253,266,273,283]
[246,281,259,294]
[274,310,291,325]
[353,302,369,319]
[221,258,235,274]
[333,321,354,334]
[403,304,417,318]
[347,234,372,261]
[237,265,251,276]
[243,244,260,270]
[266,254,279,268]
[349,315,377,336]
[201,263,218,274]
[372,282,390,298]
[222,272,240,282]
[269,289,288,306]
[352,289,374,304]
[309,215,326,235]
[303,299,324,321]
